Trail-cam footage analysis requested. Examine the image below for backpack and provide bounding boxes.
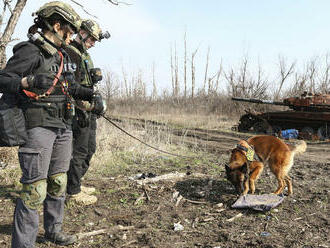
[0,93,27,146]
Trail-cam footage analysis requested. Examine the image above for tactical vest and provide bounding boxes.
[66,43,94,112]
[81,52,94,87]
[21,38,75,129]
[66,44,94,87]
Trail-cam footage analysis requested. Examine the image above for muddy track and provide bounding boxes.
[107,115,330,163]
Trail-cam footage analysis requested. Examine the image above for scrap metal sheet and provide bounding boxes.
[231,194,285,211]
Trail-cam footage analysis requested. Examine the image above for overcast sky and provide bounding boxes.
[6,0,330,93]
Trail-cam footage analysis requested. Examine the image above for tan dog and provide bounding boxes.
[225,135,307,195]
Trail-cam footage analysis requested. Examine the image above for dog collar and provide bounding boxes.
[236,143,255,162]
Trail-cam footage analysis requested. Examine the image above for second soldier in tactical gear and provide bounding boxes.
[65,19,108,205]
[0,1,101,247]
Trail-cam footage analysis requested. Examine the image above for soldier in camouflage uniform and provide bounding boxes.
[65,20,109,205]
[0,1,103,247]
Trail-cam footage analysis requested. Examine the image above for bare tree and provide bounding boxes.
[225,56,268,99]
[275,55,295,100]
[135,69,146,99]
[288,71,307,96]
[170,44,174,96]
[122,66,130,97]
[174,43,179,97]
[151,62,157,100]
[214,60,223,93]
[254,63,269,98]
[318,54,330,93]
[0,0,27,68]
[207,71,218,95]
[102,71,120,101]
[170,43,180,97]
[191,47,199,98]
[203,46,210,93]
[183,31,187,98]
[306,57,318,93]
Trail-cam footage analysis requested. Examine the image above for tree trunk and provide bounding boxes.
[203,46,210,94]
[191,48,198,99]
[183,31,187,98]
[0,0,28,69]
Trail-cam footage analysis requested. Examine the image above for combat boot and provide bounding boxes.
[81,185,96,194]
[45,231,77,246]
[67,191,97,205]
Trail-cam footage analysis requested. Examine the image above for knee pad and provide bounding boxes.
[47,173,67,197]
[21,179,47,210]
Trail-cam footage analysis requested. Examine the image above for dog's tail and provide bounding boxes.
[289,140,307,155]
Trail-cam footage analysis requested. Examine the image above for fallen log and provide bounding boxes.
[76,225,134,239]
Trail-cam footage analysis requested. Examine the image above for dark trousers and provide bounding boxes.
[12,127,72,248]
[67,113,97,195]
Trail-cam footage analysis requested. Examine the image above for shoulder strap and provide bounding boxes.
[28,33,58,56]
[23,51,64,100]
[66,44,82,57]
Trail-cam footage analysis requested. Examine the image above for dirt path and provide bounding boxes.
[110,115,330,162]
[0,117,329,247]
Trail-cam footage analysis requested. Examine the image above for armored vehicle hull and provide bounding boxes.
[236,110,330,139]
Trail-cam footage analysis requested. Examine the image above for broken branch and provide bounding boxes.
[76,225,134,239]
[184,198,207,204]
[142,184,150,201]
[226,213,243,222]
[106,0,132,5]
[69,0,98,18]
[175,195,183,207]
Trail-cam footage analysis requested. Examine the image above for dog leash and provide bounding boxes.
[101,114,197,159]
[73,100,200,159]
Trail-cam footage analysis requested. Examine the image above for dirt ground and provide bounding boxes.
[0,119,329,248]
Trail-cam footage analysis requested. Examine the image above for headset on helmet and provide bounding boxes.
[80,19,110,41]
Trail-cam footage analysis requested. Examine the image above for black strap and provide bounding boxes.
[236,143,248,152]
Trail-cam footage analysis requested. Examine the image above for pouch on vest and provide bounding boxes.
[0,93,27,146]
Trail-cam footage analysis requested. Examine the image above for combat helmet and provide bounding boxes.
[34,1,81,33]
[81,19,110,41]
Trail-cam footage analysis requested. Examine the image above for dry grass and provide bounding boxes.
[87,106,233,181]
[0,147,21,189]
[116,113,236,130]
[109,97,238,130]
[0,105,231,186]
[0,147,18,167]
[91,115,192,173]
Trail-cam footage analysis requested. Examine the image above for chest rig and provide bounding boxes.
[66,43,94,112]
[26,33,74,102]
[25,54,65,102]
[66,44,94,87]
[21,33,75,128]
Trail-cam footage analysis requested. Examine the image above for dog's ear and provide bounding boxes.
[240,163,248,174]
[225,163,231,172]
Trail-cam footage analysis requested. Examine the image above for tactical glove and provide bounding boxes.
[26,74,54,89]
[91,92,104,115]
[76,109,90,128]
[90,68,102,85]
[61,71,75,84]
[0,74,22,93]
